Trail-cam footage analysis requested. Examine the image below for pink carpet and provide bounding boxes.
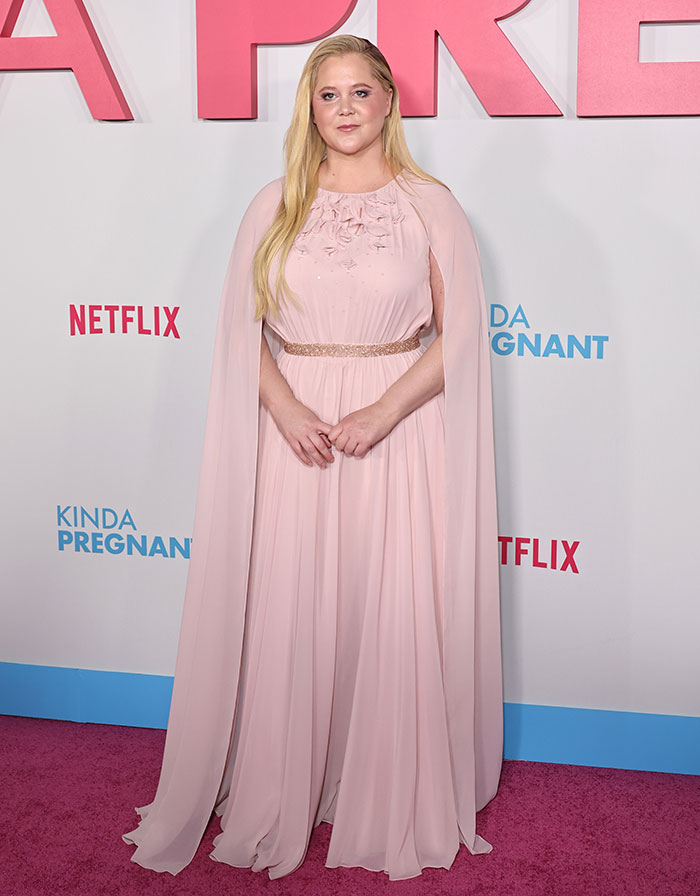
[1,714,698,895]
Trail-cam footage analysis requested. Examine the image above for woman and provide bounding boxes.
[124,34,503,880]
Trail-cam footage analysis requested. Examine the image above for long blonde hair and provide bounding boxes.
[252,35,442,320]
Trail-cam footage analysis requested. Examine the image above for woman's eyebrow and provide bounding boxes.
[316,82,374,91]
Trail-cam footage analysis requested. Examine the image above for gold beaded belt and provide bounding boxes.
[283,333,420,357]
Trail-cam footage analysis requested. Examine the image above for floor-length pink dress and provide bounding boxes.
[124,174,503,881]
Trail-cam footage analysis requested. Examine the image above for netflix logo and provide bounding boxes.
[498,537,580,575]
[69,305,180,338]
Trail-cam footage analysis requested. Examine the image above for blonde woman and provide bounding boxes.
[124,35,503,880]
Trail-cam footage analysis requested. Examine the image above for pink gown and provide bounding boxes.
[124,174,503,880]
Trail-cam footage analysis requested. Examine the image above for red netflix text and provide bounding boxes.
[498,537,580,574]
[69,304,180,338]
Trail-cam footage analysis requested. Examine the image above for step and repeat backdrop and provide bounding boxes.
[1,0,699,769]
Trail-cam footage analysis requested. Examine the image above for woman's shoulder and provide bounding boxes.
[235,177,284,240]
[397,171,471,225]
[244,176,284,215]
[399,170,449,195]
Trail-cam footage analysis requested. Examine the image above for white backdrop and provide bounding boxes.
[2,0,700,734]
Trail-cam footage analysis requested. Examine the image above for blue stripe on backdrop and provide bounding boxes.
[502,703,700,775]
[1,662,698,774]
[0,662,172,729]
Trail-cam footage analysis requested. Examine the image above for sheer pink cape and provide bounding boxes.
[123,176,503,873]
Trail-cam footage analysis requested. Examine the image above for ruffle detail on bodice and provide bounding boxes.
[296,187,406,257]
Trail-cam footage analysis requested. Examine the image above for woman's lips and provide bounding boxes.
[337,124,359,132]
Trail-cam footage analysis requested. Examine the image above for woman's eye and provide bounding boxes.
[355,90,369,98]
[320,92,335,101]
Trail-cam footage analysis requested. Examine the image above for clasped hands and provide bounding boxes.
[272,395,398,468]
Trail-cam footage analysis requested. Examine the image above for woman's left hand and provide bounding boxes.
[328,401,397,458]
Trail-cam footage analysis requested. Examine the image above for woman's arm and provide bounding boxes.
[259,334,335,468]
[328,250,446,458]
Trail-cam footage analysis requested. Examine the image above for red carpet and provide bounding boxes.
[1,714,698,895]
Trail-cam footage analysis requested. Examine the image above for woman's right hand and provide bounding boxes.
[270,396,335,469]
[259,334,334,468]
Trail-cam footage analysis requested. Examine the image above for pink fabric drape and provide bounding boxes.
[123,175,503,873]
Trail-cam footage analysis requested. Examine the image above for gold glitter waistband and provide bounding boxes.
[283,333,420,357]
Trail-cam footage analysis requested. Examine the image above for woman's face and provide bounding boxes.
[311,53,392,160]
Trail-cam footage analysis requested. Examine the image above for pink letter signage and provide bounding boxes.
[196,0,357,118]
[377,0,562,116]
[3,0,700,120]
[578,0,700,116]
[0,0,131,119]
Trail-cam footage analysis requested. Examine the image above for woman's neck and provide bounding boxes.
[317,154,393,194]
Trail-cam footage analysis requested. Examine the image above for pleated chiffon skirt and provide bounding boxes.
[208,347,466,879]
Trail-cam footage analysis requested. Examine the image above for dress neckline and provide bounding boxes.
[316,174,401,198]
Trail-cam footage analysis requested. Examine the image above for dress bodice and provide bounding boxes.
[266,180,433,346]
